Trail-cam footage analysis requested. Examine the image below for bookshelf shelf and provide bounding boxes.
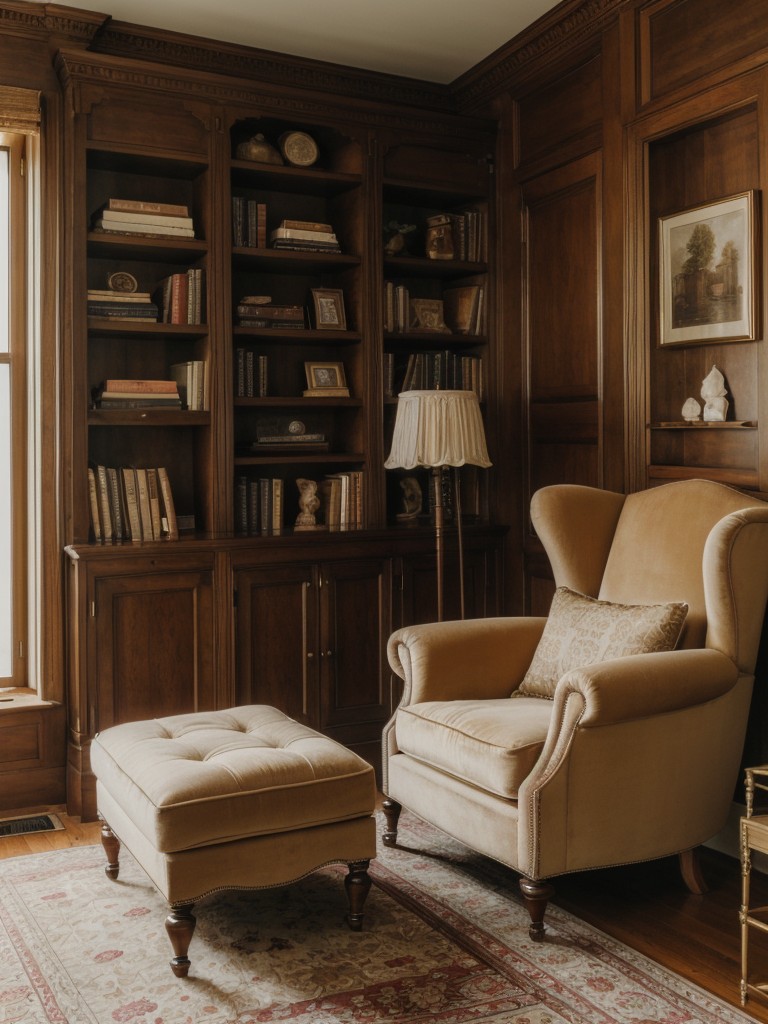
[230,159,362,196]
[232,247,360,272]
[88,410,210,426]
[384,256,487,278]
[650,421,757,429]
[87,232,207,262]
[235,452,365,467]
[233,396,363,408]
[88,320,209,339]
[232,326,360,344]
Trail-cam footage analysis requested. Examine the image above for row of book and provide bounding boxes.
[91,198,196,240]
[424,207,487,263]
[91,371,208,411]
[385,351,484,398]
[88,465,178,543]
[235,471,364,535]
[232,197,267,248]
[235,349,269,397]
[155,268,205,325]
[384,283,486,336]
[231,201,342,255]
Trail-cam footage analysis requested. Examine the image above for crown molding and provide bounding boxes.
[0,2,107,43]
[89,19,456,115]
[451,0,628,112]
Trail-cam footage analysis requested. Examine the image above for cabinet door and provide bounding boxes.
[318,558,391,763]
[92,564,215,732]
[234,563,319,726]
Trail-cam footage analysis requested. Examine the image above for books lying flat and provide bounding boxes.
[270,239,341,253]
[96,208,194,230]
[236,304,304,320]
[87,302,159,319]
[103,379,179,394]
[270,227,339,243]
[238,318,305,329]
[92,219,195,238]
[87,290,153,303]
[94,380,182,408]
[103,198,189,217]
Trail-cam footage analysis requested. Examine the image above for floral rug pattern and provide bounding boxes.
[0,810,755,1023]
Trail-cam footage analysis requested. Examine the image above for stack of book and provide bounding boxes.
[235,349,269,397]
[270,219,341,254]
[154,268,205,324]
[232,197,267,248]
[93,379,182,410]
[320,470,363,531]
[88,464,178,543]
[87,289,159,322]
[169,361,208,410]
[91,198,195,239]
[250,432,328,453]
[236,296,305,329]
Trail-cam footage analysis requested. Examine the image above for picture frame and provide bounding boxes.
[311,288,346,330]
[659,190,759,347]
[304,361,347,391]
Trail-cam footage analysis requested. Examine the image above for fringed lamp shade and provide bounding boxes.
[384,390,491,471]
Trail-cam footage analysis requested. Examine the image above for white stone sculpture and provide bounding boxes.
[700,365,728,422]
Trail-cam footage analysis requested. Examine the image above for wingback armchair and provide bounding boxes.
[382,480,768,938]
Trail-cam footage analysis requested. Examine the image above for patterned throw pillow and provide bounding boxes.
[515,586,688,699]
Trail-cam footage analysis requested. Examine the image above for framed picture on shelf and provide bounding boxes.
[304,361,349,396]
[311,288,346,330]
[659,190,759,346]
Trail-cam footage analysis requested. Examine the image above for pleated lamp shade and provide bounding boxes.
[384,390,492,470]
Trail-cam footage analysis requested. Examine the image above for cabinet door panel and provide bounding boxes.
[234,563,318,725]
[319,559,390,731]
[93,567,214,731]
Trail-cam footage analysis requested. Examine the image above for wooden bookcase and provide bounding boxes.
[57,50,503,818]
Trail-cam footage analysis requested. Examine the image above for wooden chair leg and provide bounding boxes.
[165,903,196,978]
[99,819,121,880]
[345,859,372,931]
[519,877,554,941]
[382,797,402,847]
[679,847,708,894]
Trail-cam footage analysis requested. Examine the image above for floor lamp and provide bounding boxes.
[384,390,492,622]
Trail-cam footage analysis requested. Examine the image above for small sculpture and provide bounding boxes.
[384,221,416,256]
[294,478,322,531]
[700,364,729,422]
[682,397,702,422]
[397,476,422,521]
[235,133,284,165]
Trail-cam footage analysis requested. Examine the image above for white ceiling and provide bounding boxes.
[54,0,563,84]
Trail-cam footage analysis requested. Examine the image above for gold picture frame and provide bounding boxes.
[304,361,348,394]
[311,288,346,330]
[659,190,759,347]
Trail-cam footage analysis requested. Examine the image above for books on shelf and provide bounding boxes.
[87,289,159,321]
[169,361,208,411]
[232,197,267,249]
[93,379,182,409]
[321,471,363,531]
[233,472,362,535]
[236,298,305,329]
[269,218,341,254]
[88,464,178,542]
[398,350,484,397]
[155,268,205,325]
[91,199,195,238]
[235,349,268,397]
[423,207,487,263]
[384,282,485,337]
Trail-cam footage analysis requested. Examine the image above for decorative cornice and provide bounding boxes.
[0,2,107,44]
[56,48,495,141]
[91,20,456,115]
[451,0,627,112]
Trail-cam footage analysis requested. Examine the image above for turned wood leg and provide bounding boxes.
[519,877,554,942]
[382,797,402,847]
[99,819,121,881]
[345,859,372,931]
[679,847,708,895]
[165,903,196,978]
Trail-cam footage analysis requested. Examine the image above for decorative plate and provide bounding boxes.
[279,131,319,167]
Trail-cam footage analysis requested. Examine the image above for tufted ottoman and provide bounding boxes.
[90,705,377,977]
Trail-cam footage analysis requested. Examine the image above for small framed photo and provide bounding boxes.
[311,288,346,330]
[305,361,347,391]
[659,190,759,346]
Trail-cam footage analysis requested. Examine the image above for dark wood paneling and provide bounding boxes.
[529,442,600,494]
[640,0,768,105]
[516,53,602,170]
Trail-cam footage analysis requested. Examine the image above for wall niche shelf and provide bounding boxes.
[651,421,757,429]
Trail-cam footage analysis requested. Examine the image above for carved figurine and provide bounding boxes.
[235,133,284,165]
[384,221,416,256]
[294,477,322,531]
[700,364,728,422]
[397,476,422,522]
[682,397,702,422]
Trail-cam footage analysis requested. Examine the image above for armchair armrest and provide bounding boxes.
[554,647,738,726]
[388,617,547,705]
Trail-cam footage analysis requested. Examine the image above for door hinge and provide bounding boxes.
[19,157,24,178]
[90,600,96,618]
[17,640,23,659]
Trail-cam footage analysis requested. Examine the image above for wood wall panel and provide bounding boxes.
[516,53,602,170]
[640,0,768,105]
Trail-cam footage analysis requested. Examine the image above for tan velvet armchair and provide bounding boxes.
[382,480,768,938]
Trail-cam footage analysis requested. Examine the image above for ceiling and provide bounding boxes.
[53,0,563,84]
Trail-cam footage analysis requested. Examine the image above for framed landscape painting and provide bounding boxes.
[658,191,758,346]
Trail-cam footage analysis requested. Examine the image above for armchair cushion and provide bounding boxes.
[396,697,554,799]
[516,587,688,699]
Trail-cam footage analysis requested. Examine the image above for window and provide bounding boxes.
[0,132,28,687]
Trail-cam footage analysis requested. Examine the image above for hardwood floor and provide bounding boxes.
[2,806,768,1020]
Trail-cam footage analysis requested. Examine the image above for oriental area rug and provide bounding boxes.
[0,811,755,1024]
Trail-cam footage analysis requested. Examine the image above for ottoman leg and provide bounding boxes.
[345,859,371,931]
[99,819,121,881]
[166,903,197,978]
